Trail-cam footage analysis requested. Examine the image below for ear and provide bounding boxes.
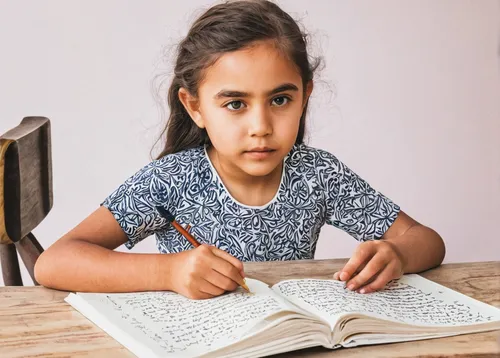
[303,80,314,109]
[178,88,205,128]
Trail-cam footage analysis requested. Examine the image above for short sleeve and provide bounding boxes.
[101,159,179,250]
[318,150,401,241]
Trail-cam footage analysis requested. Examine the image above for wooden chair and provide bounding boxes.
[0,117,52,286]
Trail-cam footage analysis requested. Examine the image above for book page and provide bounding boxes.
[65,278,300,358]
[272,274,500,329]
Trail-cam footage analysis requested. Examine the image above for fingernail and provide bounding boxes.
[359,288,366,294]
[340,272,348,281]
[347,284,355,291]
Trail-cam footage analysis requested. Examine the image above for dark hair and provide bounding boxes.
[155,0,320,159]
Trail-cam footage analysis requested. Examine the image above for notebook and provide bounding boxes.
[64,274,500,358]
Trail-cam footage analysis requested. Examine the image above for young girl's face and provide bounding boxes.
[181,40,312,178]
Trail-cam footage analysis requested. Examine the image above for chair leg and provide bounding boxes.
[0,243,23,286]
[15,232,44,286]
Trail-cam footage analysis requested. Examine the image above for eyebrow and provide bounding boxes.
[213,83,299,100]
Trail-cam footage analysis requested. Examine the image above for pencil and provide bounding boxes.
[155,206,250,293]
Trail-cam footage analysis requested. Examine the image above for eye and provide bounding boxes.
[271,96,291,107]
[225,100,246,111]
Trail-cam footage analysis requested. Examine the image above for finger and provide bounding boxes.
[353,271,379,292]
[339,244,377,282]
[357,263,399,294]
[345,270,361,284]
[210,252,246,287]
[191,291,215,300]
[210,246,245,275]
[335,269,361,283]
[205,268,239,292]
[209,246,245,278]
[335,264,366,284]
[198,278,226,297]
[334,268,361,281]
[345,253,387,291]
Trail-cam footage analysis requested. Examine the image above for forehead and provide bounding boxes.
[199,41,303,95]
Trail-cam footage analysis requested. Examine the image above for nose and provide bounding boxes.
[247,106,273,137]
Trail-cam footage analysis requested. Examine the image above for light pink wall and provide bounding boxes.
[0,0,499,285]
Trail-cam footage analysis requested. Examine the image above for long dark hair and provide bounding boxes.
[155,0,321,159]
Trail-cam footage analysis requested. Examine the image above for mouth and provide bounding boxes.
[244,147,277,159]
[245,147,276,153]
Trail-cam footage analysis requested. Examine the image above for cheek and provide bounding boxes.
[201,110,243,148]
[275,106,302,134]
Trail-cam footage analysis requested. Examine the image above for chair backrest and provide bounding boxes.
[0,117,52,286]
[0,117,53,244]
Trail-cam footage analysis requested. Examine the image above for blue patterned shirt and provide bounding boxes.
[102,144,400,261]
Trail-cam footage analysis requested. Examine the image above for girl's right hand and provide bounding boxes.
[169,244,246,299]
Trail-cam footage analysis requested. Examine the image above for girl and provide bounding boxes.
[35,0,445,299]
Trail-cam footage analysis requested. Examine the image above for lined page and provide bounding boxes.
[65,279,291,358]
[272,274,500,329]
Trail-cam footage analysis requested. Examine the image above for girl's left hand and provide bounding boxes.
[333,240,406,294]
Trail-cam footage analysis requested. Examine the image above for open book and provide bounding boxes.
[64,274,500,358]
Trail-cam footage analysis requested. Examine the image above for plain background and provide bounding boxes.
[1,0,499,286]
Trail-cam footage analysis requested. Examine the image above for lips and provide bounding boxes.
[243,147,276,160]
[246,147,275,153]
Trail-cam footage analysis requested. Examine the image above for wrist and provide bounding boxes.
[382,238,408,274]
[150,252,181,291]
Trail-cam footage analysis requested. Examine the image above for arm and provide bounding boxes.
[34,206,175,293]
[34,206,245,297]
[381,210,445,274]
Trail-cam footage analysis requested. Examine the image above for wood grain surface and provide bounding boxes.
[1,259,499,358]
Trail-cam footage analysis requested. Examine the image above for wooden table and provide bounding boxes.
[1,259,499,358]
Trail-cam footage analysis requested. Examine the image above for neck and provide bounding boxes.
[207,146,283,206]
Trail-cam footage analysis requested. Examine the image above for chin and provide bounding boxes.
[239,160,282,178]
